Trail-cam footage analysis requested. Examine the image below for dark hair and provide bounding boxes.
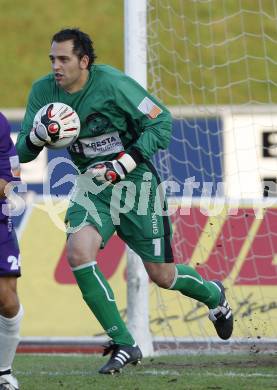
[51,28,97,70]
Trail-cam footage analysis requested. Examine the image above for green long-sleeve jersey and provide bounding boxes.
[16,64,172,172]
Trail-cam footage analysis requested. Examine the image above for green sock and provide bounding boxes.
[170,264,221,309]
[73,261,135,346]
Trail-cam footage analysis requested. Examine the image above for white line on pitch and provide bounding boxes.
[204,372,277,378]
[14,369,277,378]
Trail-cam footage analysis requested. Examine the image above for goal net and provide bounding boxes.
[146,0,277,350]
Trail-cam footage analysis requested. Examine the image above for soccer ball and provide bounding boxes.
[33,102,80,149]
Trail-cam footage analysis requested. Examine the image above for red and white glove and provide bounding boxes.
[29,123,52,147]
[87,152,137,184]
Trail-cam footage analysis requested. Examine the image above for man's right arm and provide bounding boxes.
[16,128,43,163]
[0,178,9,199]
[0,112,21,198]
[15,86,45,163]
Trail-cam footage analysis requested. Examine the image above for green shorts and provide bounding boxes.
[65,163,173,263]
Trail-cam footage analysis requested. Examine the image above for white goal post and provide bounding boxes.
[124,0,154,356]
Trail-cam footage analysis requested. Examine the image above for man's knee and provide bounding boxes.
[67,241,94,267]
[0,279,19,317]
[67,247,84,266]
[151,273,174,289]
[145,263,176,289]
[66,226,102,267]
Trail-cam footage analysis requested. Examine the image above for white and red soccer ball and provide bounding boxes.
[33,102,80,149]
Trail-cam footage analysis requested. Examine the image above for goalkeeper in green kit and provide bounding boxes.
[16,28,233,374]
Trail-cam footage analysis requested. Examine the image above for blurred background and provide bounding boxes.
[2,0,277,108]
[0,0,124,107]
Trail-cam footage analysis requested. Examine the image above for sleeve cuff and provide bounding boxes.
[26,135,44,152]
[128,147,144,165]
[118,153,137,174]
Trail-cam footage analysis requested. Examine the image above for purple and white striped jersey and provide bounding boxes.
[0,112,20,219]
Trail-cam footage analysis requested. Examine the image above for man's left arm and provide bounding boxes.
[16,84,48,163]
[89,75,172,184]
[0,113,21,198]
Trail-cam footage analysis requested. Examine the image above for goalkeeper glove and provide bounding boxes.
[87,152,137,184]
[29,111,61,147]
[29,124,51,147]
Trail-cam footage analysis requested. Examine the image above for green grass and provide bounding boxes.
[13,353,277,389]
[1,0,277,107]
[0,0,124,107]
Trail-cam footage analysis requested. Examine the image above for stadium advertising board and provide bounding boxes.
[18,202,277,339]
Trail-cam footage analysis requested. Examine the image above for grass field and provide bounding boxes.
[14,353,277,389]
[1,0,277,106]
